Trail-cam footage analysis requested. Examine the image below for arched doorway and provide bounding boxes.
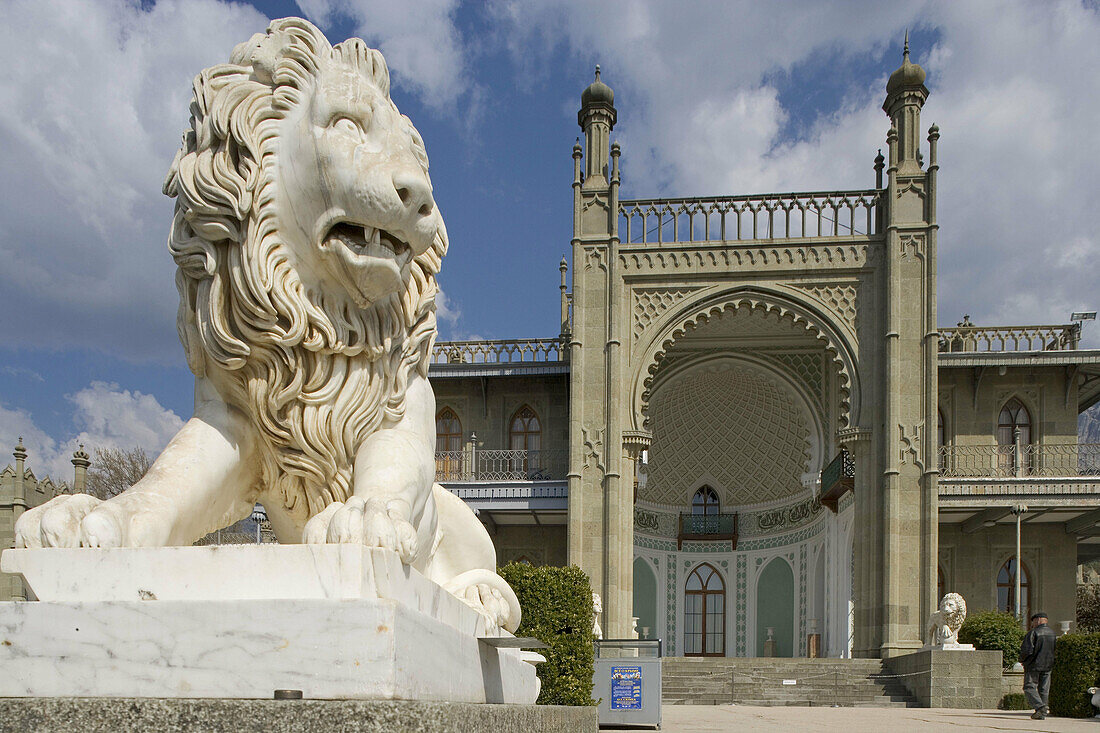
[684,563,726,656]
[757,557,794,657]
[633,558,658,640]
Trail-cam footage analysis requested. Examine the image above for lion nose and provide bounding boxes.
[392,171,434,219]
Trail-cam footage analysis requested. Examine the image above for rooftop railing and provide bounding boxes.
[937,321,1081,353]
[618,189,881,245]
[435,449,568,482]
[939,444,1100,478]
[431,338,566,365]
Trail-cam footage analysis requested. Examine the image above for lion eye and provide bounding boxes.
[330,116,364,139]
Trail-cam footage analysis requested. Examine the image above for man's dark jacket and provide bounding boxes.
[1019,623,1056,672]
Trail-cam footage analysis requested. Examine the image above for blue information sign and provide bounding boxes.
[610,665,642,710]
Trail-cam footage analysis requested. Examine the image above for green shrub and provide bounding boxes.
[1078,585,1100,633]
[1050,632,1100,718]
[999,692,1029,710]
[957,610,1024,667]
[499,563,596,706]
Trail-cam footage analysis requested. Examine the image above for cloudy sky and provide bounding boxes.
[1,0,1098,480]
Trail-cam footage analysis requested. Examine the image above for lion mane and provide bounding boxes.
[163,18,446,522]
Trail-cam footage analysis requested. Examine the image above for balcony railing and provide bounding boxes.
[938,444,1100,478]
[618,189,881,245]
[937,321,1080,353]
[819,449,855,512]
[677,512,738,550]
[431,338,566,365]
[435,449,568,482]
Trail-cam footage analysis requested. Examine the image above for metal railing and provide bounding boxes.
[435,449,568,482]
[937,323,1080,353]
[938,444,1100,478]
[431,338,566,364]
[677,512,738,549]
[618,189,880,245]
[820,449,855,493]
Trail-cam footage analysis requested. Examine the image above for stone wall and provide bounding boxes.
[886,648,1002,708]
[494,525,567,567]
[939,522,1077,626]
[432,374,568,452]
[940,365,1080,448]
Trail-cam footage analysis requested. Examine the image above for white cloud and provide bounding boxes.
[491,0,1100,345]
[0,381,184,484]
[296,0,471,109]
[0,0,269,362]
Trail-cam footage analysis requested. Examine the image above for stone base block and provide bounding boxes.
[885,648,1002,709]
[0,698,597,733]
[0,546,540,703]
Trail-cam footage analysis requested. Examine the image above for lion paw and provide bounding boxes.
[303,496,418,563]
[442,570,522,634]
[16,494,114,548]
[15,494,170,548]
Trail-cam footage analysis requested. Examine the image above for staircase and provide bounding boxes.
[662,657,919,707]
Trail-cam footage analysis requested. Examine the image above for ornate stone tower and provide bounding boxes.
[569,67,638,638]
[871,35,940,656]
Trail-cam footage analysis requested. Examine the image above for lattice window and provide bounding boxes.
[691,486,720,516]
[684,563,726,656]
[997,398,1032,474]
[509,405,541,452]
[436,408,462,452]
[997,558,1031,620]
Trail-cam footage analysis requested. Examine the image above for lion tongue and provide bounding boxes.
[326,223,378,253]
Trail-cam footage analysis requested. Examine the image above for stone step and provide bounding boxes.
[659,657,919,708]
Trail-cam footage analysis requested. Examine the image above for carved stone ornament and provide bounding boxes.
[12,17,519,634]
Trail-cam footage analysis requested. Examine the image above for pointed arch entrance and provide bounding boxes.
[684,563,726,656]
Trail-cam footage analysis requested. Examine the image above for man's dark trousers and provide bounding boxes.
[1023,668,1050,711]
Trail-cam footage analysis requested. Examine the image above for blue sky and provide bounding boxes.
[2,0,1099,479]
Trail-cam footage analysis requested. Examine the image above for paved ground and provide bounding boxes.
[603,704,1100,732]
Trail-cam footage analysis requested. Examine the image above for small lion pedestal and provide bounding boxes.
[0,545,541,703]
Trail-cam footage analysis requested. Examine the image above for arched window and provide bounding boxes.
[998,399,1032,475]
[509,405,541,452]
[436,408,462,452]
[938,409,946,450]
[997,558,1031,620]
[691,486,720,515]
[435,408,462,481]
[684,563,726,656]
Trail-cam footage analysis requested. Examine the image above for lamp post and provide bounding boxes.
[250,504,267,544]
[1011,503,1028,624]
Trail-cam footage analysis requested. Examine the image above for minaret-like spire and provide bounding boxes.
[883,33,928,174]
[578,65,617,188]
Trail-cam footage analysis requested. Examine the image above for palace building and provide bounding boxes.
[428,49,1100,659]
[2,47,1097,663]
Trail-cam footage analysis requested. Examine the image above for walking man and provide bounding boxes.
[1019,611,1056,720]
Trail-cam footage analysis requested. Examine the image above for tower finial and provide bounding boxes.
[903,29,910,60]
[595,64,601,82]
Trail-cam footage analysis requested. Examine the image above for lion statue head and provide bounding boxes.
[163,17,447,522]
[929,591,968,646]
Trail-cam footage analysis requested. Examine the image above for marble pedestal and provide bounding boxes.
[0,545,541,703]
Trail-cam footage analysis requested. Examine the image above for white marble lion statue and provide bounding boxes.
[15,17,518,631]
[929,592,967,646]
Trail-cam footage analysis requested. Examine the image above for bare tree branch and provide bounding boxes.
[85,446,152,499]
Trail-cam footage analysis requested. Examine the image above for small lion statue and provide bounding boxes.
[929,592,968,647]
[16,18,517,631]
